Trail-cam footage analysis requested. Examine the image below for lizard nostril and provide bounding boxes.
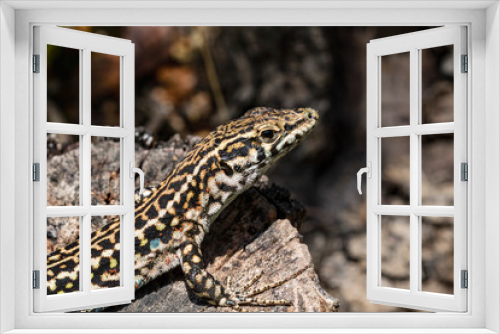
[303,109,318,120]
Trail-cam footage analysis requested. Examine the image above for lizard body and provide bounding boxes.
[47,107,318,309]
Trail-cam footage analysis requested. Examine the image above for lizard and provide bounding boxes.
[46,107,319,311]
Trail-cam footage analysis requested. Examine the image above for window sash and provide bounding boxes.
[32,26,135,313]
[366,26,468,312]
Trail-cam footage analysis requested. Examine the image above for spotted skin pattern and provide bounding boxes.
[47,107,319,309]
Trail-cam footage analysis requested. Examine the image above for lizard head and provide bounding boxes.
[214,107,319,177]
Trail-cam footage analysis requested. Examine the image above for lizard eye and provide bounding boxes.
[260,130,277,141]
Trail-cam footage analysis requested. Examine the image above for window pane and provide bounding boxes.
[47,134,80,206]
[381,137,410,205]
[421,216,454,294]
[47,45,80,124]
[381,52,410,127]
[91,52,121,126]
[421,45,454,124]
[91,215,121,290]
[380,215,410,290]
[91,137,121,205]
[421,133,454,206]
[47,216,81,295]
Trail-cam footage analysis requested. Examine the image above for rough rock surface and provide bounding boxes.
[47,134,339,312]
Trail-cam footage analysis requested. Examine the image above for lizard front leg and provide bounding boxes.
[178,239,235,307]
[178,239,294,310]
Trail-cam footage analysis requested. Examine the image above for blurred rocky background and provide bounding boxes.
[46,26,454,312]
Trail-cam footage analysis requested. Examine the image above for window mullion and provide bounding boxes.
[373,123,454,138]
[409,48,420,294]
[453,26,468,306]
[90,205,129,216]
[82,48,91,210]
[80,213,91,294]
[81,48,92,295]
[46,123,87,135]
[77,50,84,280]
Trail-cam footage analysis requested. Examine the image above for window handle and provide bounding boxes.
[129,162,145,195]
[357,162,372,195]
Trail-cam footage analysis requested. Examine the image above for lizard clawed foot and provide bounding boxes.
[226,292,292,312]
[226,270,263,295]
[223,266,310,312]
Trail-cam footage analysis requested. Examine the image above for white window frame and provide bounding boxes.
[33,26,136,312]
[0,1,499,333]
[366,26,467,312]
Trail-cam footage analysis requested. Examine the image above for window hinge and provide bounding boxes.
[33,270,40,289]
[461,270,468,289]
[461,54,468,73]
[33,54,40,73]
[461,162,468,181]
[33,163,40,182]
